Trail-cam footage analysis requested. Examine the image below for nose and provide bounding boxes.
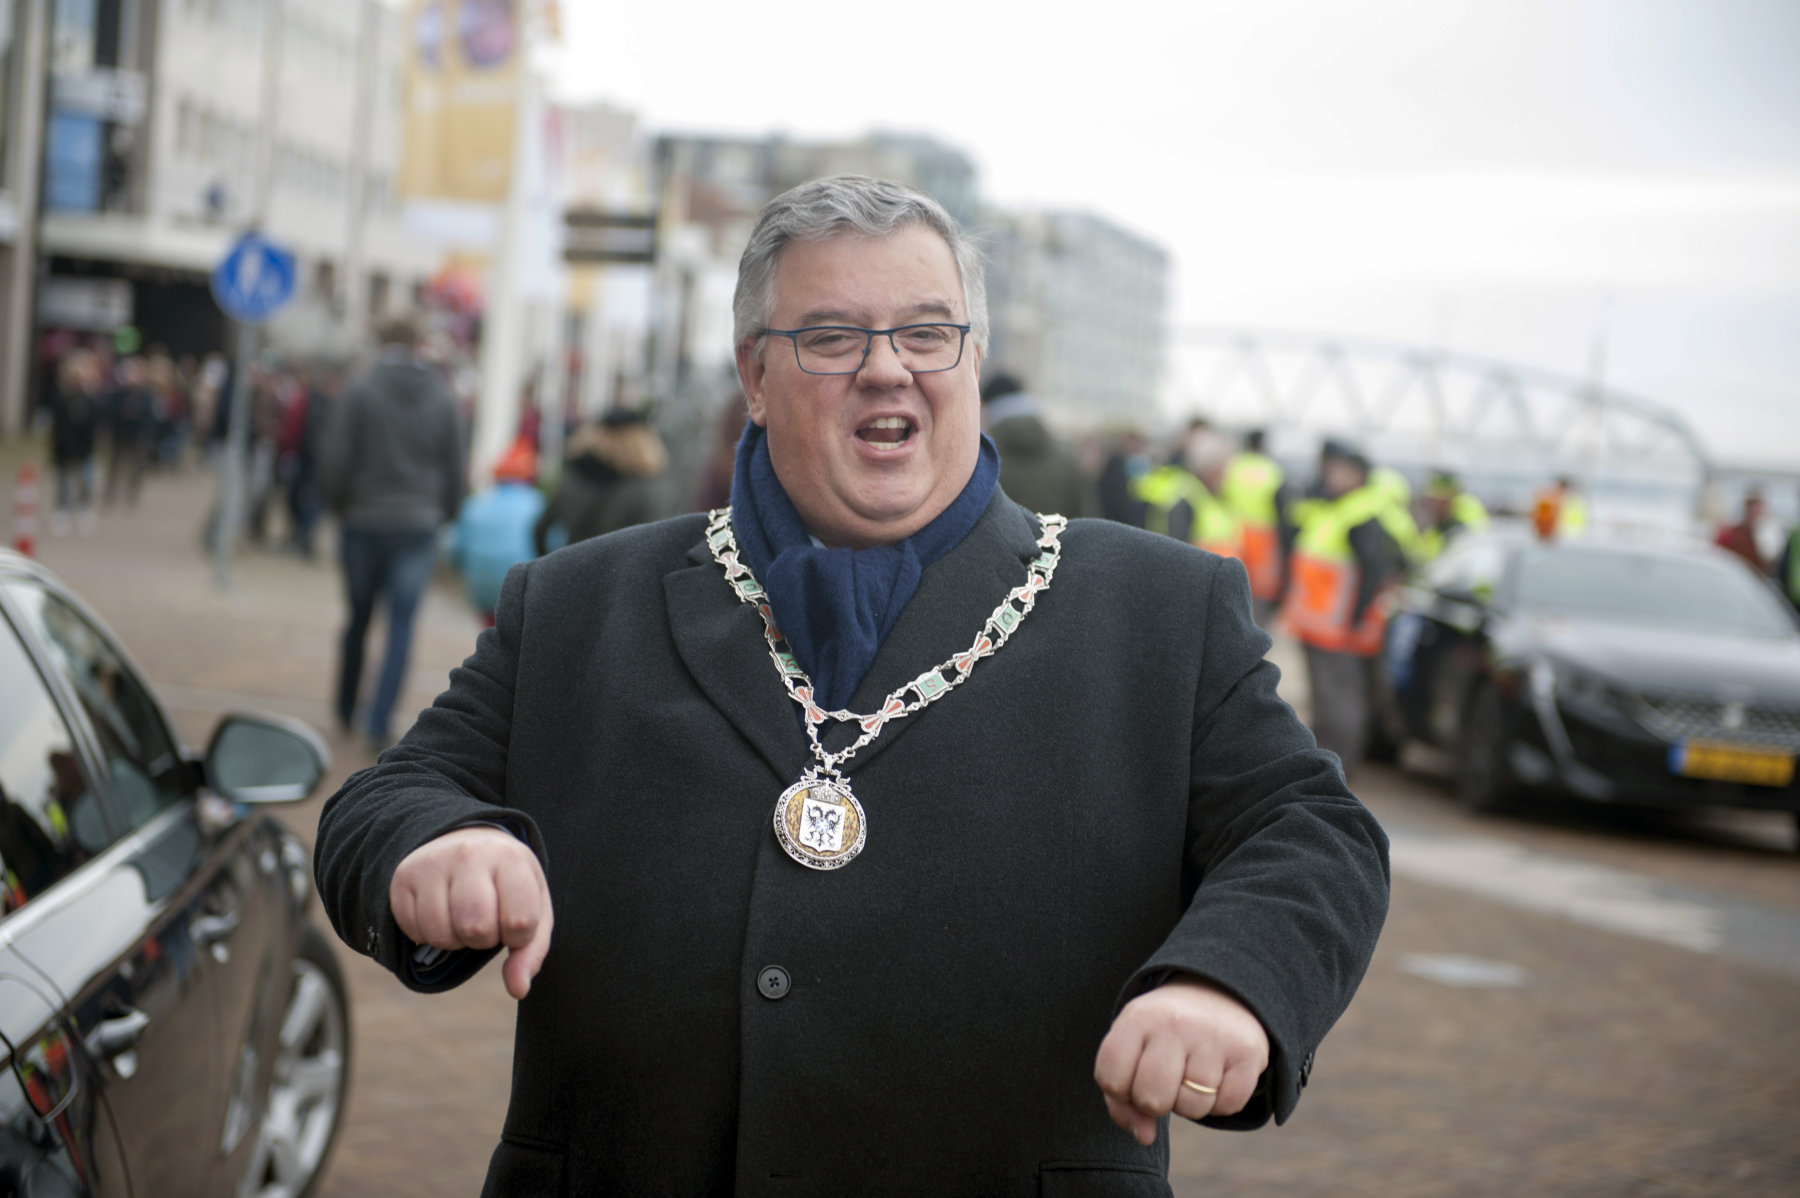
[855,331,913,387]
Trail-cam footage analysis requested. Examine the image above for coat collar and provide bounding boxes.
[664,491,1043,785]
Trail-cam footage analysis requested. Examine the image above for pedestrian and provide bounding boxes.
[530,408,667,555]
[1418,468,1489,562]
[285,362,341,558]
[1532,474,1588,539]
[1776,492,1800,614]
[314,176,1388,1196]
[454,437,544,625]
[1132,420,1241,558]
[1220,428,1291,624]
[1281,441,1408,775]
[321,315,466,751]
[47,348,103,536]
[1095,428,1150,526]
[102,354,155,509]
[978,372,1096,517]
[1715,489,1769,575]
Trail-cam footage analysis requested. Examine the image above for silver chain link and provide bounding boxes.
[705,507,1067,778]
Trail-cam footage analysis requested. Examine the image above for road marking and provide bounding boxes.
[1386,826,1800,978]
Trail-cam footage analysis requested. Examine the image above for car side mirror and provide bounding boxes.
[204,714,330,804]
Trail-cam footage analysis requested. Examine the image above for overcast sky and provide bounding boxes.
[550,0,1800,469]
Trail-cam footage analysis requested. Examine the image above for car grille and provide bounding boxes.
[1629,694,1800,751]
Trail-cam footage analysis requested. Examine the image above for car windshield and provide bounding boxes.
[1513,545,1798,638]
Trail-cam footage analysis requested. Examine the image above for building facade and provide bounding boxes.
[983,208,1169,431]
[2,0,443,434]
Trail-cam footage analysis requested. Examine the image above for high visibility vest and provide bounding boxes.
[1132,466,1243,560]
[1368,468,1424,564]
[1534,488,1588,539]
[1222,452,1284,600]
[1419,492,1490,561]
[1281,485,1392,656]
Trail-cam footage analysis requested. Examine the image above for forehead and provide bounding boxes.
[769,225,963,324]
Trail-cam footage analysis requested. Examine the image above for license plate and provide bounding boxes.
[1669,741,1796,787]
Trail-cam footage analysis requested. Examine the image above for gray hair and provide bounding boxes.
[733,175,988,357]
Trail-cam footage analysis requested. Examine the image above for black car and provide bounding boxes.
[0,547,349,1198]
[1381,529,1800,836]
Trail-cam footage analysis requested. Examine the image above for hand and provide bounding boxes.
[1093,975,1271,1145]
[389,826,553,1000]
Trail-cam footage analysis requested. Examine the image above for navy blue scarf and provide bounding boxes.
[729,422,1000,712]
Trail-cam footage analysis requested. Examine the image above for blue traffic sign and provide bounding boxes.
[211,232,297,324]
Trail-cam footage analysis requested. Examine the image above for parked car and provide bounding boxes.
[0,547,348,1198]
[1381,529,1800,839]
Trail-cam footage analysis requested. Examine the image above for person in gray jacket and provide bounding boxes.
[321,315,465,749]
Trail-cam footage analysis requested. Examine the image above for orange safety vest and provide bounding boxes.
[1280,486,1391,657]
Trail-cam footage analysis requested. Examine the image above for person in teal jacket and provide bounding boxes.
[453,439,544,625]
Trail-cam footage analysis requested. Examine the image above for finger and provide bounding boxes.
[1092,1020,1148,1101]
[1171,1064,1221,1122]
[1208,1058,1263,1119]
[408,871,456,949]
[502,886,554,1000]
[1102,1093,1158,1148]
[492,853,544,950]
[1128,1032,1187,1119]
[447,865,501,949]
[389,875,420,944]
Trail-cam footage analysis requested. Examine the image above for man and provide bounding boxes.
[1532,474,1588,539]
[315,177,1387,1195]
[321,315,465,750]
[1282,442,1408,775]
[1132,419,1241,558]
[1220,428,1290,623]
[1418,468,1489,562]
[1715,489,1769,575]
[979,371,1096,518]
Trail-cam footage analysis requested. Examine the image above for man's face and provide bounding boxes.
[736,226,982,549]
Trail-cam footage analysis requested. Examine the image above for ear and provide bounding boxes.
[736,340,770,428]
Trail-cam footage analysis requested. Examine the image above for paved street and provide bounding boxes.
[10,459,1800,1197]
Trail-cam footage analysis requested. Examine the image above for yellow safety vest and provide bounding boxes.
[1132,466,1243,560]
[1221,452,1284,600]
[1282,484,1393,656]
[1419,492,1490,561]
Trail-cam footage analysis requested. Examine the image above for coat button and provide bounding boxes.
[757,966,791,1000]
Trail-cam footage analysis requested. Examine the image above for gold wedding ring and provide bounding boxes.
[1181,1079,1219,1096]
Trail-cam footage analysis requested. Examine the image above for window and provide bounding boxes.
[2,581,189,832]
[0,607,109,917]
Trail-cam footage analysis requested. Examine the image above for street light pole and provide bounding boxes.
[213,0,286,589]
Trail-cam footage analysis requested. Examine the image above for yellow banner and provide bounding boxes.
[398,0,520,203]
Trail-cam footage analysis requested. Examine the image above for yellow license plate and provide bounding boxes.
[1670,741,1796,787]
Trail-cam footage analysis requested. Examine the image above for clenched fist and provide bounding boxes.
[1093,975,1270,1144]
[390,826,553,1000]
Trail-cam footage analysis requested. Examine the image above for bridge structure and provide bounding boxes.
[1167,328,1722,512]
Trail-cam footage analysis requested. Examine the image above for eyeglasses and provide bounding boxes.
[760,323,972,376]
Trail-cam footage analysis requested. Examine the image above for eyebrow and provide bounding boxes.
[792,300,960,328]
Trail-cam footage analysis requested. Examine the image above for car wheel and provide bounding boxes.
[237,925,351,1198]
[1455,683,1517,814]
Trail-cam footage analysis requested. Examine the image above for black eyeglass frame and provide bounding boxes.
[758,323,973,376]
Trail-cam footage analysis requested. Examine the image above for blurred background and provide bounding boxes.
[1,1,1797,1196]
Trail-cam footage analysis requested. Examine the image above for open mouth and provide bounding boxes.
[856,415,916,446]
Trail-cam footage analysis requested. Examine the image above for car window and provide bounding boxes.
[1,580,190,832]
[0,610,111,917]
[1515,546,1798,637]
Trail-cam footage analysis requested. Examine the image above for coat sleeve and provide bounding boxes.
[1124,557,1390,1129]
[313,561,548,991]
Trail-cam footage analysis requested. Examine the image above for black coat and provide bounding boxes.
[315,491,1389,1198]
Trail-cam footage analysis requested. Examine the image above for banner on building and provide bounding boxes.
[399,0,520,203]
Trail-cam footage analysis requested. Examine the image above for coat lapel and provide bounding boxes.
[823,492,1044,772]
[665,537,813,785]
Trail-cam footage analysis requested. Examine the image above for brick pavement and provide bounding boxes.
[12,451,1800,1197]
